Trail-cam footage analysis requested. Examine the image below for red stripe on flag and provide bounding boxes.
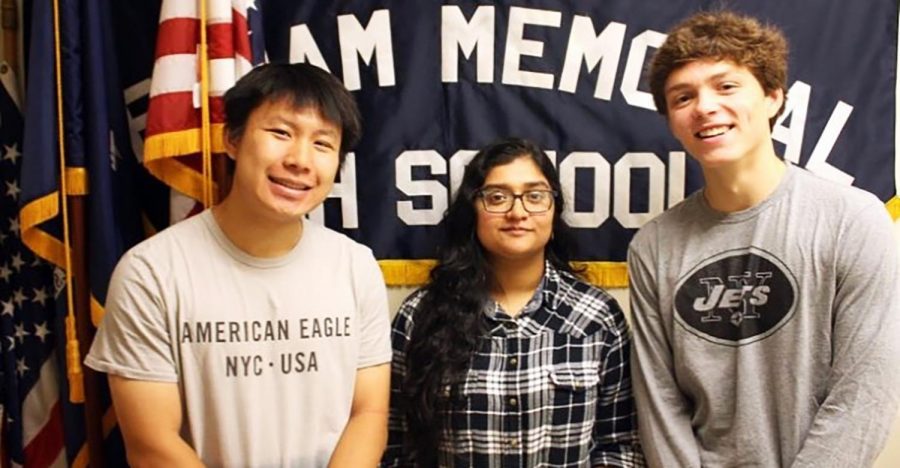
[232,9,252,61]
[146,92,201,135]
[207,23,235,60]
[210,96,224,124]
[155,17,200,56]
[22,400,64,468]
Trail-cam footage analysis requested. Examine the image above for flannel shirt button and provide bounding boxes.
[508,357,518,367]
[508,397,518,407]
[509,439,519,448]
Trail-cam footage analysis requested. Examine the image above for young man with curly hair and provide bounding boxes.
[629,10,900,467]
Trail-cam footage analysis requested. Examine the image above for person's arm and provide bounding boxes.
[590,299,646,467]
[109,375,203,468]
[628,243,702,468]
[328,363,390,467]
[791,204,900,467]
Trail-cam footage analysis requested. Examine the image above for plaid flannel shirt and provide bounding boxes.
[381,262,645,467]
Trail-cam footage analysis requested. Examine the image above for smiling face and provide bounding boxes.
[475,156,554,264]
[224,99,341,225]
[664,59,784,171]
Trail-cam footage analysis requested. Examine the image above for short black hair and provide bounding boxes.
[223,63,362,166]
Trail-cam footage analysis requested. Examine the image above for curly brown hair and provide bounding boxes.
[649,11,788,127]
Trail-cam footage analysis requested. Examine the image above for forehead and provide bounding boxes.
[665,59,759,91]
[248,98,338,129]
[483,156,549,186]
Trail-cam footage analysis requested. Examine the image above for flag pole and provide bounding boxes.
[199,0,213,207]
[51,0,105,465]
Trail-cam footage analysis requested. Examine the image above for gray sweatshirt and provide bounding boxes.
[628,165,900,468]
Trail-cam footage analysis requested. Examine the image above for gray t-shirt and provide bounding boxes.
[86,210,392,467]
[628,165,900,468]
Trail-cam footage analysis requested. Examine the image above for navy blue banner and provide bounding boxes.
[120,1,899,263]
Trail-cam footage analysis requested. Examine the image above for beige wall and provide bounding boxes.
[383,219,900,466]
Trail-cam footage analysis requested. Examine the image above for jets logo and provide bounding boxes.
[674,247,797,346]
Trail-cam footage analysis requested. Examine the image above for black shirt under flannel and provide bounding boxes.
[382,263,644,467]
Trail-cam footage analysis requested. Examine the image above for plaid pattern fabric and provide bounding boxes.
[382,263,644,467]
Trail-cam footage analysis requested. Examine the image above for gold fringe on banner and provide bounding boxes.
[90,294,104,327]
[885,196,900,220]
[143,124,224,203]
[378,260,630,288]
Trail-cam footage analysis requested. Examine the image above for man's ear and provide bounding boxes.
[223,128,239,161]
[766,87,785,120]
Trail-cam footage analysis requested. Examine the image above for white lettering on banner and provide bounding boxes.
[773,80,853,184]
[287,9,856,170]
[806,101,854,185]
[668,151,687,207]
[614,152,666,228]
[559,152,611,228]
[773,81,810,164]
[442,6,495,83]
[395,149,686,228]
[559,17,626,100]
[501,7,561,89]
[621,30,667,110]
[289,24,331,72]
[308,153,359,228]
[396,150,448,225]
[338,9,395,91]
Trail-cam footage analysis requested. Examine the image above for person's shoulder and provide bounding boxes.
[630,190,703,249]
[304,220,376,258]
[391,288,429,334]
[792,166,882,209]
[122,212,210,264]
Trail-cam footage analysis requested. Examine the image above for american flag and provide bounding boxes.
[0,62,67,467]
[143,0,265,221]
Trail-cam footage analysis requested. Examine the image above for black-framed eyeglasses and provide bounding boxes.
[476,188,557,213]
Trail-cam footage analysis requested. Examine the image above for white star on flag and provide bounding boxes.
[31,287,48,306]
[14,323,28,343]
[16,358,28,376]
[1,299,13,316]
[0,264,11,282]
[4,180,19,200]
[10,252,24,272]
[2,143,20,164]
[33,322,50,343]
[12,287,26,307]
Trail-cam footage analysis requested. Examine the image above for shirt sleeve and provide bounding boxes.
[591,298,646,467]
[791,202,900,467]
[84,250,178,382]
[354,247,392,369]
[628,238,702,468]
[379,293,420,468]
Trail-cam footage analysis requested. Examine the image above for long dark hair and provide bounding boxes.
[401,138,576,465]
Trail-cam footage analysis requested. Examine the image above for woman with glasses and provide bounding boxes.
[380,138,644,467]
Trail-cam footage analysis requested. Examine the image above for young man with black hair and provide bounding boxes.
[629,10,900,467]
[86,63,391,467]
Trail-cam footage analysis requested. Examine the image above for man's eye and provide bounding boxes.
[315,140,335,150]
[268,129,290,138]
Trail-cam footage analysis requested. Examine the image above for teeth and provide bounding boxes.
[271,177,309,190]
[697,126,729,138]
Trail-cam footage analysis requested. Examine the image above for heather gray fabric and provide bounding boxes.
[86,210,391,467]
[629,165,900,468]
